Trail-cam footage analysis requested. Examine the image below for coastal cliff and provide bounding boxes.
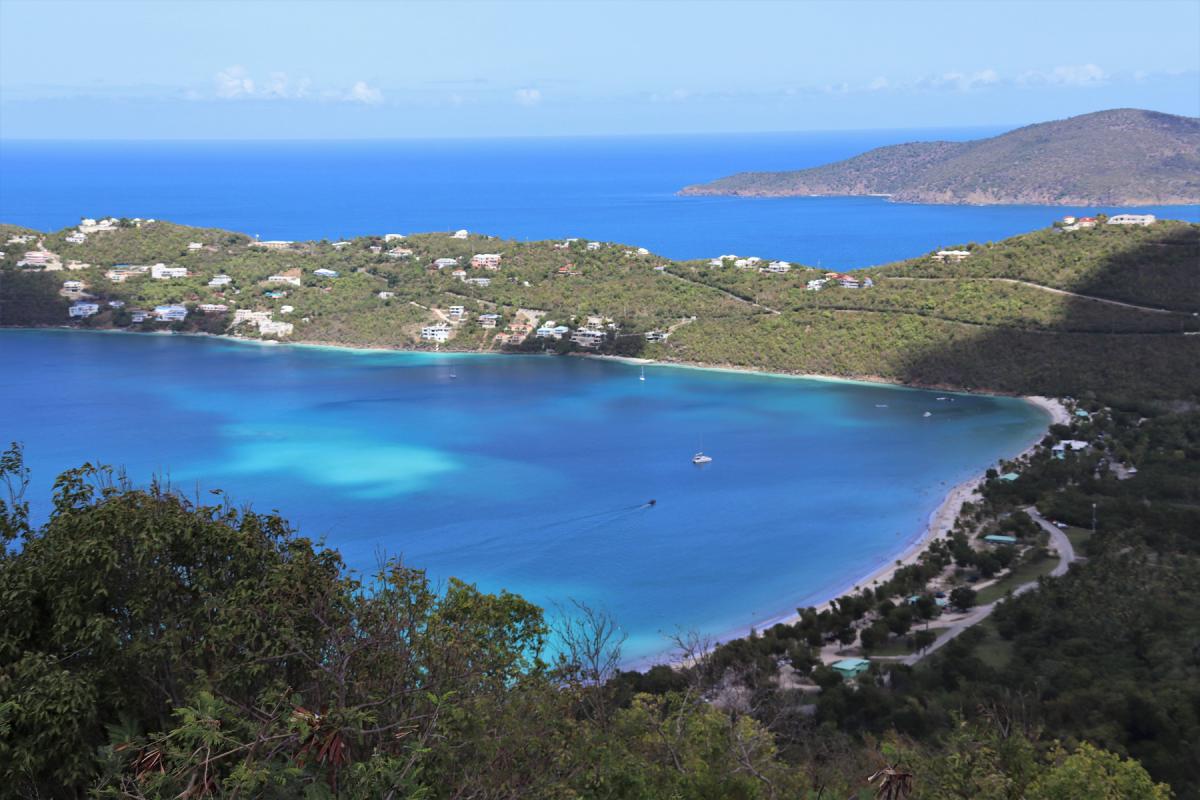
[680,109,1200,205]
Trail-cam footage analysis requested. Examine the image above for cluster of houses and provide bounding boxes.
[1058,213,1155,232]
[807,272,873,291]
[78,217,121,235]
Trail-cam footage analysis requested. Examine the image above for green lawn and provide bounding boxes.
[975,553,1060,605]
[1064,525,1093,552]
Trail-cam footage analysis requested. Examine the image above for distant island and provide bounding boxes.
[680,108,1200,205]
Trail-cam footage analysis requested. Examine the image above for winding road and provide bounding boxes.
[894,506,1077,665]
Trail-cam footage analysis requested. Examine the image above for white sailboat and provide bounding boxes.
[639,366,645,382]
[692,452,712,464]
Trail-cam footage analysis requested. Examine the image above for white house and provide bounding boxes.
[267,274,302,286]
[586,241,601,251]
[478,313,500,328]
[199,303,229,313]
[837,275,861,289]
[932,250,971,262]
[644,330,669,342]
[451,229,469,239]
[62,280,85,292]
[636,247,649,256]
[68,302,100,318]
[187,242,204,251]
[421,323,451,342]
[386,247,413,259]
[153,304,188,322]
[384,233,406,242]
[1107,214,1156,226]
[259,319,294,337]
[249,240,294,250]
[433,257,459,269]
[330,241,352,249]
[107,300,124,308]
[765,260,791,273]
[465,277,491,287]
[65,232,87,244]
[313,268,339,278]
[448,305,465,318]
[806,279,828,291]
[151,263,189,280]
[208,274,232,287]
[19,251,52,266]
[1052,440,1090,459]
[470,253,502,269]
[378,291,395,299]
[129,310,150,323]
[708,258,724,267]
[233,309,273,326]
[570,329,606,349]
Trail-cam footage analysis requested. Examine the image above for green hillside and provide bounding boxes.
[3,217,1198,401]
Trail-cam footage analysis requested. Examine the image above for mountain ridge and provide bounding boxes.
[680,109,1200,205]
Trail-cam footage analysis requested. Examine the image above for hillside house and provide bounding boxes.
[932,250,971,262]
[187,242,204,251]
[586,241,601,251]
[153,304,188,322]
[421,323,451,342]
[478,314,500,329]
[384,233,406,242]
[65,232,87,244]
[129,310,150,323]
[465,277,491,287]
[1052,440,1090,459]
[831,658,871,680]
[250,240,294,250]
[331,241,351,249]
[62,280,85,293]
[68,302,100,318]
[386,247,413,259]
[433,257,459,269]
[208,274,232,287]
[570,329,606,349]
[19,251,52,266]
[644,330,669,342]
[765,260,791,273]
[1108,214,1156,226]
[259,320,294,337]
[267,273,302,287]
[471,253,502,269]
[313,268,339,278]
[199,303,228,314]
[378,291,395,299]
[151,263,189,280]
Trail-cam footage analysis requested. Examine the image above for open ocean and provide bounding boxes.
[2,131,1197,268]
[0,330,1049,662]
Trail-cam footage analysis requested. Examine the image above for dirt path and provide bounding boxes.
[886,276,1190,315]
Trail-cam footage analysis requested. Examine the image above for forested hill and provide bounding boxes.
[2,216,1199,401]
[680,109,1200,205]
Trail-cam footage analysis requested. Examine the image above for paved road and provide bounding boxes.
[893,506,1076,665]
[887,276,1191,316]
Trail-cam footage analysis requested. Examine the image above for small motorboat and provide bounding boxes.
[692,452,713,464]
[923,411,933,418]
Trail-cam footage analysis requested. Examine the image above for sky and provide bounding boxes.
[1,0,1198,139]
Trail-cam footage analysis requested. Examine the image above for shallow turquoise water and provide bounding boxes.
[0,329,1048,661]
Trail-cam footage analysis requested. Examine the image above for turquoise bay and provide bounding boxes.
[1,329,1048,661]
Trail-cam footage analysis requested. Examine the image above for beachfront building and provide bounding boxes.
[470,253,502,270]
[1108,214,1157,226]
[313,268,339,278]
[433,257,459,270]
[233,309,272,326]
[570,328,607,349]
[153,304,188,322]
[1052,440,1090,459]
[259,320,294,337]
[932,249,971,262]
[151,263,189,280]
[68,302,100,318]
[421,323,451,342]
[208,274,232,287]
[267,273,302,287]
[831,658,871,680]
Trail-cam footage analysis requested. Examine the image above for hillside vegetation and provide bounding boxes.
[681,109,1200,205]
[3,217,1198,402]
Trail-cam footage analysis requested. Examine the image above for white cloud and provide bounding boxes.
[866,76,890,91]
[934,68,1000,92]
[346,80,383,104]
[514,87,542,106]
[215,66,255,99]
[1018,64,1107,87]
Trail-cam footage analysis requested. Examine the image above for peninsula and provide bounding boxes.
[680,108,1200,205]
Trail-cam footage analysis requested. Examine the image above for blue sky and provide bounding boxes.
[1,0,1197,138]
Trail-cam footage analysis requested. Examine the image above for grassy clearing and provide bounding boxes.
[870,627,950,656]
[975,554,1060,605]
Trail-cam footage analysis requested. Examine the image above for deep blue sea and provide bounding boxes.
[2,133,1197,267]
[0,329,1049,661]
